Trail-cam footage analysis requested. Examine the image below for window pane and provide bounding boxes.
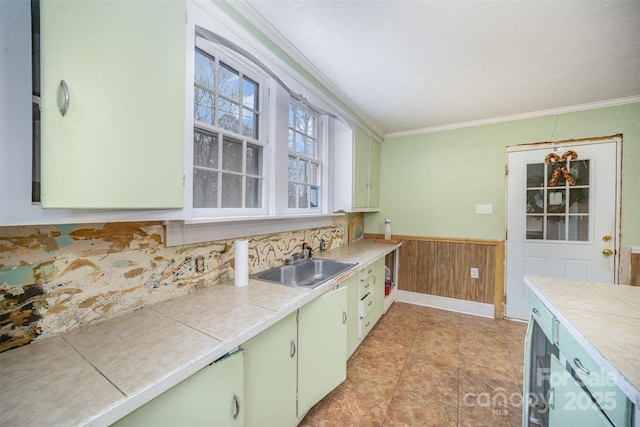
[305,136,315,157]
[298,184,308,208]
[288,104,295,128]
[218,99,239,133]
[194,49,215,90]
[570,159,590,186]
[288,182,297,208]
[569,188,589,213]
[288,156,297,182]
[526,216,543,240]
[241,109,256,139]
[194,131,218,168]
[295,133,305,154]
[218,63,239,102]
[242,77,258,109]
[527,163,544,188]
[309,162,318,185]
[547,163,566,186]
[288,129,295,152]
[546,216,566,240]
[310,185,319,208]
[299,160,308,184]
[223,137,243,172]
[193,169,218,208]
[194,87,214,124]
[246,177,261,208]
[246,144,262,176]
[569,216,589,241]
[526,189,544,213]
[221,173,242,208]
[296,109,306,133]
[306,115,315,137]
[547,189,566,213]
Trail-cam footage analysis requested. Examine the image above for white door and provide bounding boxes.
[505,140,619,320]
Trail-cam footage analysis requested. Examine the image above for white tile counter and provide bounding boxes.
[0,239,400,426]
[525,276,640,406]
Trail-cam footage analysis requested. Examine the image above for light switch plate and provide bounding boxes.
[476,204,493,215]
[470,268,479,278]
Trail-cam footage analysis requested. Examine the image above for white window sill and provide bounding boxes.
[165,213,344,246]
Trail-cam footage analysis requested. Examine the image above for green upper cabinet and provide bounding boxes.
[334,121,381,212]
[353,127,370,209]
[39,0,185,209]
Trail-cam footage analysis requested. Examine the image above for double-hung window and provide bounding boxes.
[288,103,321,211]
[193,43,267,214]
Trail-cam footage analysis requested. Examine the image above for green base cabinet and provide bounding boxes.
[113,350,244,427]
[340,273,361,358]
[549,354,612,427]
[243,312,297,427]
[297,286,347,417]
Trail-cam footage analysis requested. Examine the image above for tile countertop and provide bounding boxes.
[0,239,401,427]
[525,276,640,406]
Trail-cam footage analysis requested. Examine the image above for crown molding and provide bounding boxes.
[385,96,640,139]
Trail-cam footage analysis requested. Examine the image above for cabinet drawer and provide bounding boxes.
[360,309,376,339]
[359,291,375,318]
[527,289,556,343]
[558,324,632,427]
[360,276,374,297]
[360,264,375,281]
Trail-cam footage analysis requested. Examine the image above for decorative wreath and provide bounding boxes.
[545,150,578,187]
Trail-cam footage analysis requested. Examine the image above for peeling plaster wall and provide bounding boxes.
[0,221,344,353]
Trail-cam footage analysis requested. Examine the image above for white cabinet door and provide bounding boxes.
[113,350,244,427]
[40,0,185,209]
[297,286,347,416]
[243,312,297,427]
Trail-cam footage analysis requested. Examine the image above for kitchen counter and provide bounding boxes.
[0,239,401,427]
[525,276,640,406]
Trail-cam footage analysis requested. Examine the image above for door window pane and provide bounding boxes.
[571,160,590,186]
[526,216,543,240]
[527,163,545,187]
[569,216,589,241]
[569,188,589,213]
[546,216,566,240]
[547,190,566,214]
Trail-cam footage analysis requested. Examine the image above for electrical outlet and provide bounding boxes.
[475,204,493,215]
[470,267,479,279]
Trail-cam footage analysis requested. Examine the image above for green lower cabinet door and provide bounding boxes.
[549,354,612,427]
[243,312,297,427]
[340,274,360,358]
[113,350,244,427]
[297,286,348,417]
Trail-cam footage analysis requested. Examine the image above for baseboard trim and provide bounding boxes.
[397,290,495,318]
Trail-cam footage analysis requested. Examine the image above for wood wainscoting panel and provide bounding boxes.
[373,234,505,317]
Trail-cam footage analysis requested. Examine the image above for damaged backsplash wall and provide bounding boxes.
[0,220,347,353]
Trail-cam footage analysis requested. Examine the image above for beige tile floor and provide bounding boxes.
[300,302,528,427]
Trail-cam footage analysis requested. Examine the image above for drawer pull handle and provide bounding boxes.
[290,340,296,358]
[547,387,555,410]
[365,321,370,328]
[368,300,372,307]
[58,80,70,116]
[365,283,370,289]
[373,276,377,284]
[532,308,540,316]
[232,393,240,419]
[573,358,591,375]
[342,310,347,325]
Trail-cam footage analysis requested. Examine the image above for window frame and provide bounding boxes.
[190,37,270,219]
[287,101,323,213]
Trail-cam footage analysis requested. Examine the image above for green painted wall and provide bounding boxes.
[365,103,640,247]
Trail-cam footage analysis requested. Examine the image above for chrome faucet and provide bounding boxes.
[288,243,312,264]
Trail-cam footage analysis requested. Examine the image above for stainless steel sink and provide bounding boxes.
[252,259,357,290]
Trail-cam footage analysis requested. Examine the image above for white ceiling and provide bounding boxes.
[241,0,640,136]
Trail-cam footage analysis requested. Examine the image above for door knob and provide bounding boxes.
[602,235,612,242]
[602,248,614,256]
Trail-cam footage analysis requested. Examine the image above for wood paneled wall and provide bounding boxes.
[368,234,505,318]
[631,252,640,286]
